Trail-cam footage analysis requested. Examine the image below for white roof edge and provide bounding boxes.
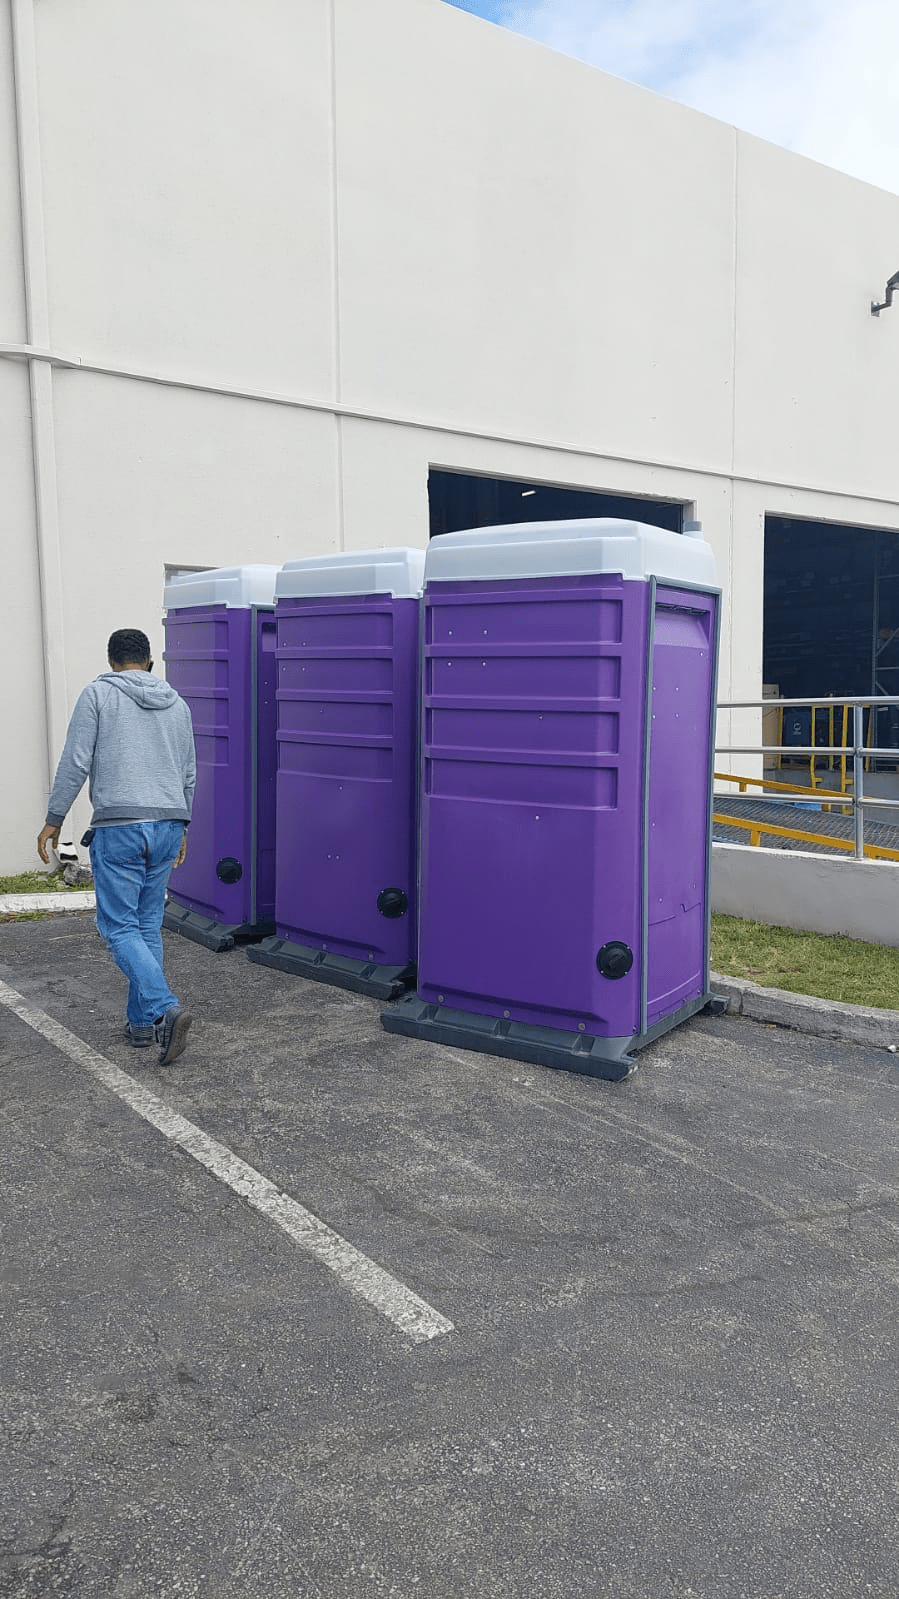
[164,564,281,610]
[423,518,716,588]
[276,546,426,599]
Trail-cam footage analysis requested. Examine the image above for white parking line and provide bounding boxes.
[0,977,454,1345]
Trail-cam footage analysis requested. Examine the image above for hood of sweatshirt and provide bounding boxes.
[98,671,181,710]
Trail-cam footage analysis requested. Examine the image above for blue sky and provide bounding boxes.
[443,0,899,195]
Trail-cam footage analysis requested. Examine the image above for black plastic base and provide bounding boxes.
[163,902,275,954]
[247,936,416,1001]
[380,991,720,1081]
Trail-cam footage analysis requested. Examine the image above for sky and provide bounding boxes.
[443,0,899,196]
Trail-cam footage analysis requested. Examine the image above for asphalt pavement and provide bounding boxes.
[2,912,898,1598]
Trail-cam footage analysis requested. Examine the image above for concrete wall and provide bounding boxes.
[3,0,899,869]
[734,139,899,499]
[335,0,737,469]
[35,0,336,393]
[712,843,899,949]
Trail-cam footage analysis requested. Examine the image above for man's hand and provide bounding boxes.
[37,824,60,865]
[173,831,188,870]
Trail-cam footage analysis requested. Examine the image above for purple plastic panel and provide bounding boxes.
[417,574,651,1037]
[254,612,278,921]
[164,604,275,928]
[274,593,419,962]
[645,586,718,1027]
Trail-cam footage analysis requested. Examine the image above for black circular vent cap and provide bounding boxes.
[596,941,634,980]
[377,887,409,919]
[216,856,243,884]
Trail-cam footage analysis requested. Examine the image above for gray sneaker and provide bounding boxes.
[156,1005,193,1067]
[124,1021,154,1048]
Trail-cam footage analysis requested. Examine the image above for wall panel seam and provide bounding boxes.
[3,342,899,515]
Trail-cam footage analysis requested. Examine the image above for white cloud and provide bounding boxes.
[492,0,899,195]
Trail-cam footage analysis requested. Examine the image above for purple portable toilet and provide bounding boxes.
[382,519,721,1080]
[248,547,425,999]
[163,564,280,951]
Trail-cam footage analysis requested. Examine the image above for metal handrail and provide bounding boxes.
[716,695,899,861]
[720,696,899,708]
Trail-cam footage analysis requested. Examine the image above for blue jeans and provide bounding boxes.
[90,821,184,1028]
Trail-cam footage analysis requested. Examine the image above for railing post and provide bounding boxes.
[854,703,865,859]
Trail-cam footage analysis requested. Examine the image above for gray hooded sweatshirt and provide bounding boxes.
[46,672,196,828]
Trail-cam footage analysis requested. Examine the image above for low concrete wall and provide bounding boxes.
[711,843,899,948]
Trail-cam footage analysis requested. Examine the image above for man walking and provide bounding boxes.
[37,629,196,1067]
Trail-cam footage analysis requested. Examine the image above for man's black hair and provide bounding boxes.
[108,628,152,667]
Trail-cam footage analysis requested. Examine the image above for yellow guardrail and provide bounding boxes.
[717,695,899,861]
[774,702,854,792]
[712,810,899,862]
[713,770,850,810]
[774,703,893,789]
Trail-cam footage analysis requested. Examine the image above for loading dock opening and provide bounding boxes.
[763,515,899,701]
[428,469,684,539]
[763,515,899,769]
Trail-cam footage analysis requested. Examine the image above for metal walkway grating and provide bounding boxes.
[712,796,899,857]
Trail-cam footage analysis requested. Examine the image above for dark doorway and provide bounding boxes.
[763,516,899,700]
[428,469,684,539]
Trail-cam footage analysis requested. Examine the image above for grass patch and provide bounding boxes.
[0,869,90,895]
[711,914,899,1011]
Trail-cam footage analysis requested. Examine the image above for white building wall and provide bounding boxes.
[0,356,47,868]
[50,373,341,667]
[734,138,899,497]
[2,0,899,870]
[334,0,738,472]
[0,3,24,335]
[34,0,337,395]
[1,0,54,867]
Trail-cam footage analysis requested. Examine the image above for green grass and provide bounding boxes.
[711,914,899,1011]
[0,868,93,923]
[0,869,90,895]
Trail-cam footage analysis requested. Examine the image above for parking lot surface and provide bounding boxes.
[2,912,898,1598]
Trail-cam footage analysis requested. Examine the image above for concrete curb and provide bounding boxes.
[0,891,95,914]
[710,972,899,1051]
